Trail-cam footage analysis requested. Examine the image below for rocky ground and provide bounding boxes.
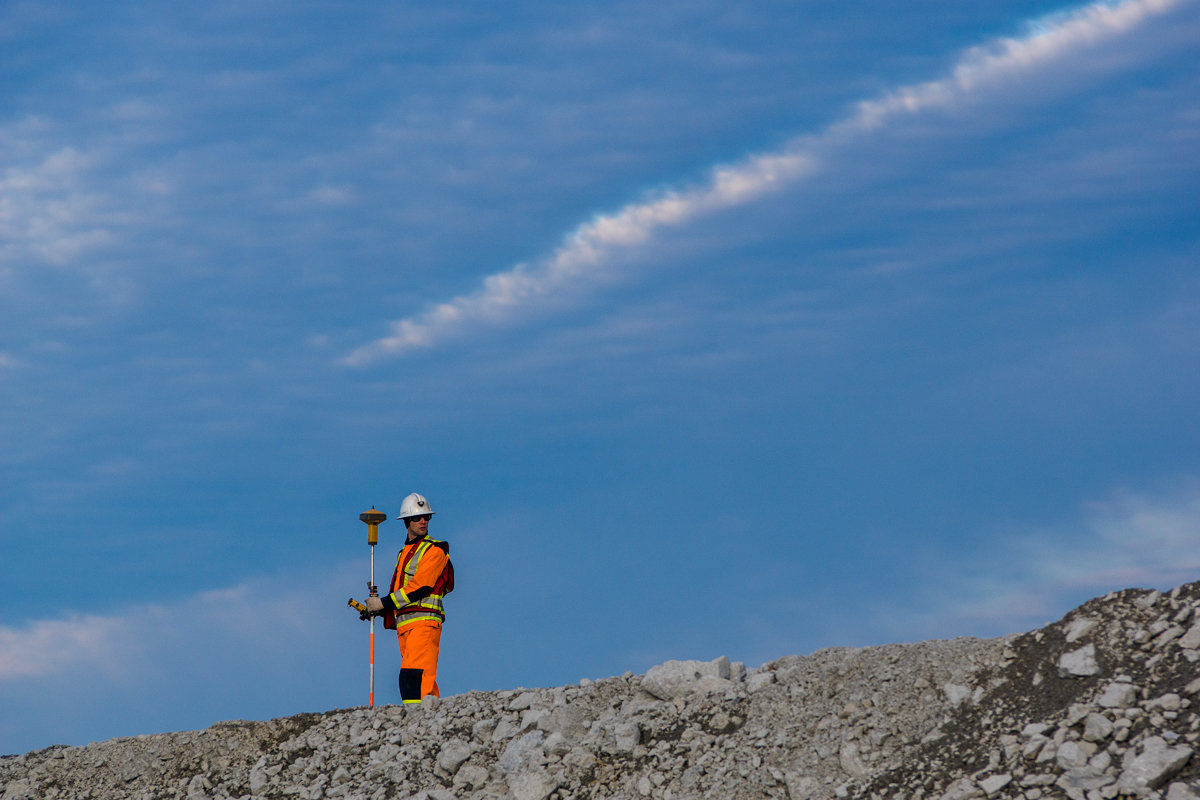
[3,581,1200,800]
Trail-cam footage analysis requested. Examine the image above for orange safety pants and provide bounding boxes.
[396,619,441,703]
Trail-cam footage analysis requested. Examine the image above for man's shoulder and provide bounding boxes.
[401,535,450,554]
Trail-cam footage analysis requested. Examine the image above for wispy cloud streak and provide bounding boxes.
[343,150,813,364]
[343,0,1188,365]
[844,0,1184,132]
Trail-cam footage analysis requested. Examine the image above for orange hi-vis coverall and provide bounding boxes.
[384,535,450,703]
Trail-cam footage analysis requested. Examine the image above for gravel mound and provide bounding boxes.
[4,581,1200,800]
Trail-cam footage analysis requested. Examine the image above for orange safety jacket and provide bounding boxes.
[384,535,450,629]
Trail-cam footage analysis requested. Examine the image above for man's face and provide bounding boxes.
[406,514,431,539]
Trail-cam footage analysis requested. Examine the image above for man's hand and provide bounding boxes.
[365,596,385,617]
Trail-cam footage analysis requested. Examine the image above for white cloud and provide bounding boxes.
[861,478,1200,642]
[1038,481,1200,588]
[344,0,1189,365]
[0,614,136,681]
[0,141,117,268]
[0,561,360,685]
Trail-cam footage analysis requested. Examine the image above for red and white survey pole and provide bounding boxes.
[359,507,387,707]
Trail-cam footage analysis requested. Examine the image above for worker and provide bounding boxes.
[365,492,453,704]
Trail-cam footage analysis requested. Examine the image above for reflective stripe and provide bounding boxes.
[404,595,444,617]
[394,610,444,627]
[392,537,447,621]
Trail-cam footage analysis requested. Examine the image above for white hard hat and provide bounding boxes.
[397,492,435,520]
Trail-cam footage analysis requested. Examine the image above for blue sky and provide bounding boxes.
[2,0,1199,755]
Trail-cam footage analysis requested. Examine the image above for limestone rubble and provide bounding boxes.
[3,581,1200,800]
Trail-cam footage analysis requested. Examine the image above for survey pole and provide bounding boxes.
[359,507,387,707]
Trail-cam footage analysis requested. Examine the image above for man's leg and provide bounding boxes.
[397,620,442,703]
